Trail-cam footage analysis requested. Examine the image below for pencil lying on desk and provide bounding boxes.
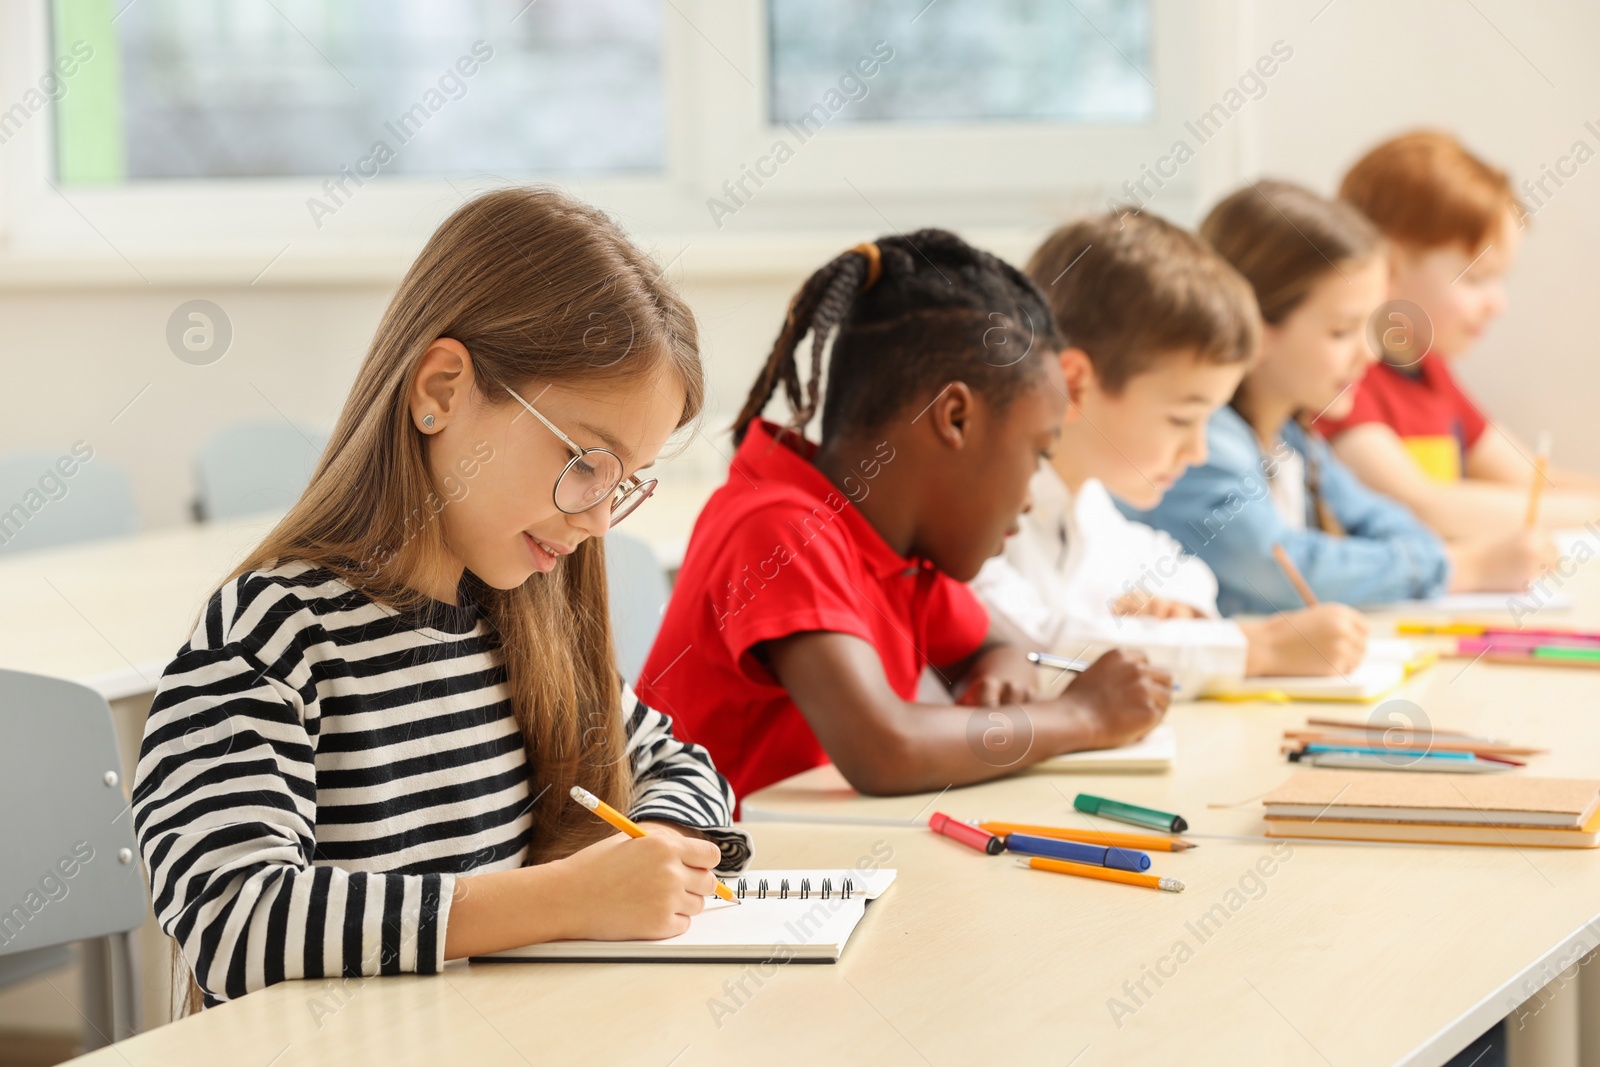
[570,786,738,904]
[1271,543,1318,607]
[1018,856,1184,892]
[1525,432,1552,529]
[977,821,1196,851]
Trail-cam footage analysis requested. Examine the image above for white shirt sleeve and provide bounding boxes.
[971,475,1250,694]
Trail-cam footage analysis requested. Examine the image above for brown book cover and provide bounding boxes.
[1262,769,1600,828]
[1264,808,1600,848]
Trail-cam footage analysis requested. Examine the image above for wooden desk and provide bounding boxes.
[0,480,716,701]
[65,820,1600,1066]
[48,527,1600,1063]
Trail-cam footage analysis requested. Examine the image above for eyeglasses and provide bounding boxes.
[505,385,656,526]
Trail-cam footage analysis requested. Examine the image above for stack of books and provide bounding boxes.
[1262,769,1600,847]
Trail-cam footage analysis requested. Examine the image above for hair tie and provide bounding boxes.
[850,242,882,292]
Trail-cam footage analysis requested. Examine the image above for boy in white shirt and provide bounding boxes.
[973,211,1369,694]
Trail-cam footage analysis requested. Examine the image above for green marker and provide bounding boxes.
[1534,646,1600,665]
[1074,793,1188,833]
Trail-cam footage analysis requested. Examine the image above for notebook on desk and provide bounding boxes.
[1027,723,1175,773]
[473,869,897,963]
[1200,639,1433,703]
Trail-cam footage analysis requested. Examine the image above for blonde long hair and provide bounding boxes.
[174,186,701,1015]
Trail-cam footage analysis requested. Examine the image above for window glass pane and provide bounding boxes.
[767,0,1152,125]
[53,0,663,184]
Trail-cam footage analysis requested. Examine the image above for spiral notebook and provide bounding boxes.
[474,868,898,964]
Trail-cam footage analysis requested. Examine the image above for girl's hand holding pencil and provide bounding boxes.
[559,786,731,941]
[551,830,726,940]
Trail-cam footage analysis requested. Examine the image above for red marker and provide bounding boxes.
[929,812,1005,855]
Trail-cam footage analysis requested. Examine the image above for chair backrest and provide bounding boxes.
[0,450,138,557]
[194,421,328,521]
[0,670,147,957]
[603,531,671,688]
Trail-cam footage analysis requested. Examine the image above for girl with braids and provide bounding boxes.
[132,187,748,1009]
[1127,180,1554,614]
[637,231,1171,801]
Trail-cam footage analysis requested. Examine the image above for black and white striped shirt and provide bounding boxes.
[132,560,751,1005]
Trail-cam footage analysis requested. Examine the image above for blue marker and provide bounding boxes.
[1002,832,1151,872]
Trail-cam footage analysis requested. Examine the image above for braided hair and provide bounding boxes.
[732,229,1061,446]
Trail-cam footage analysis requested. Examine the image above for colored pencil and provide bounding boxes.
[1018,856,1184,892]
[1396,622,1600,641]
[1525,432,1551,528]
[1272,543,1318,607]
[976,821,1197,852]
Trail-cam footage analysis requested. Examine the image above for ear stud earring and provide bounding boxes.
[423,414,436,429]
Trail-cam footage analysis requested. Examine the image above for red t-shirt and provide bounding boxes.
[1322,354,1489,482]
[636,419,991,805]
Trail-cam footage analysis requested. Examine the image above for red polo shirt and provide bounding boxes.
[1322,354,1488,482]
[637,419,991,804]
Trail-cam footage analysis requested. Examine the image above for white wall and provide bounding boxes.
[7,1,1598,539]
[1248,0,1600,474]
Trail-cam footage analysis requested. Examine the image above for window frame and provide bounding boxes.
[0,0,1245,285]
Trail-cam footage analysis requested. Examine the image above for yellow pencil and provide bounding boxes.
[1272,543,1318,607]
[570,786,738,904]
[977,821,1197,852]
[1018,856,1184,892]
[1525,432,1552,529]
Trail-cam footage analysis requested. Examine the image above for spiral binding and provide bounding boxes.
[734,876,854,900]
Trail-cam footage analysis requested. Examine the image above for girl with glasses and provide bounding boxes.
[133,188,749,1010]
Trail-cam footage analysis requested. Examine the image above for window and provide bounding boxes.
[1,0,1224,274]
[768,0,1153,125]
[54,0,665,184]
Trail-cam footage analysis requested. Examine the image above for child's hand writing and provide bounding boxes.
[1448,529,1560,592]
[553,830,722,942]
[1241,604,1369,677]
[1058,649,1171,749]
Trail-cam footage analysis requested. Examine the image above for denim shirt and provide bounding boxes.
[1119,406,1451,615]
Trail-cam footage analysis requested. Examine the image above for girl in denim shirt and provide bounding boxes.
[1124,181,1554,615]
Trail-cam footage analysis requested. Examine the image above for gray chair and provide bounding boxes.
[604,531,672,688]
[0,670,149,1049]
[194,421,328,521]
[0,451,138,556]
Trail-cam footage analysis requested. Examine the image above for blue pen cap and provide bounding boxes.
[1104,847,1152,872]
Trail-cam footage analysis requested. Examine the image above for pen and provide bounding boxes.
[1018,857,1184,893]
[1074,793,1188,833]
[570,786,738,904]
[1002,832,1151,871]
[976,821,1197,852]
[1026,651,1093,672]
[1027,651,1181,693]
